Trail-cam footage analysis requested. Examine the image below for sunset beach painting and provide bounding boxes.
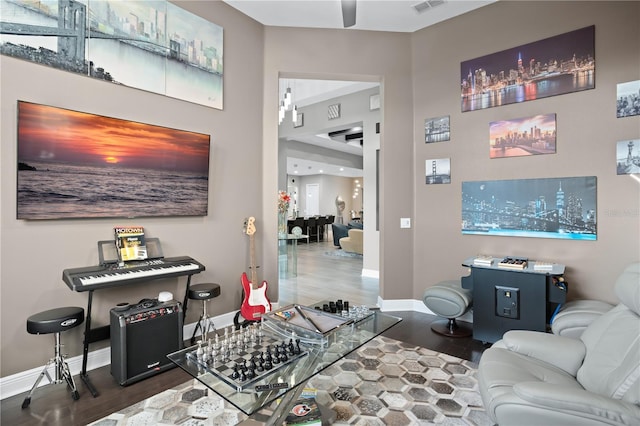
[17,101,210,220]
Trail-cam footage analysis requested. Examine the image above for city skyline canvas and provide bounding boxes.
[0,0,223,109]
[461,25,595,112]
[489,113,557,158]
[616,80,640,118]
[462,176,597,240]
[425,115,450,143]
[17,101,211,220]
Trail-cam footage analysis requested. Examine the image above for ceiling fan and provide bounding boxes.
[341,0,357,28]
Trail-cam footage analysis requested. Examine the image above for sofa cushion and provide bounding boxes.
[332,223,349,246]
[340,229,363,254]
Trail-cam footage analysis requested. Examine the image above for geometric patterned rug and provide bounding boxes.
[89,336,492,425]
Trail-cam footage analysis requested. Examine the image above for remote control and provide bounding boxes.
[255,382,289,392]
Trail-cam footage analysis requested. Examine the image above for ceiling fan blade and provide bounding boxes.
[341,0,357,28]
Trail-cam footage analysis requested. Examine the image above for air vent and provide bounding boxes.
[413,0,446,13]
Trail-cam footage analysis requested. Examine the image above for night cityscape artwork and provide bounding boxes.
[425,115,450,143]
[17,101,211,220]
[461,25,595,112]
[462,176,597,240]
[0,0,224,109]
[489,113,556,158]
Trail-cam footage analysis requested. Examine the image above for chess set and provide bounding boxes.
[310,299,375,323]
[185,323,307,392]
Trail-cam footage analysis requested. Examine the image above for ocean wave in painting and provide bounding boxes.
[17,162,208,220]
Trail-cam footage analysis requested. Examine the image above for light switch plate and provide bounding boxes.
[400,218,411,228]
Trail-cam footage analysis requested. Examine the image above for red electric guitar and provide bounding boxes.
[240,217,272,321]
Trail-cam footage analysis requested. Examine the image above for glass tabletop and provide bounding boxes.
[167,309,402,416]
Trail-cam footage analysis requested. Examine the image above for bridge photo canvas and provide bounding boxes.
[462,176,597,240]
[0,0,223,109]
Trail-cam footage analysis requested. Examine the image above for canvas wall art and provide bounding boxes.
[425,115,450,143]
[461,25,595,112]
[462,176,597,240]
[17,101,211,220]
[489,113,556,158]
[617,139,640,175]
[0,0,223,109]
[425,158,451,184]
[616,80,640,118]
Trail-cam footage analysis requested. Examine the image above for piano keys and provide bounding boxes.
[63,256,205,292]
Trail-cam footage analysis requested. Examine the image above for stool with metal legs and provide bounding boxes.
[188,283,221,344]
[22,306,84,409]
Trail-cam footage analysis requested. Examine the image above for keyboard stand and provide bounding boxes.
[78,272,199,397]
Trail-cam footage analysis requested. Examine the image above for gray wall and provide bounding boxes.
[0,1,265,377]
[411,1,639,302]
[1,0,638,380]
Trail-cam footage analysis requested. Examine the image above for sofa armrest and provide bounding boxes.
[514,382,640,424]
[551,300,614,339]
[501,330,586,375]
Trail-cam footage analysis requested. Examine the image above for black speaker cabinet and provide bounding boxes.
[110,300,183,386]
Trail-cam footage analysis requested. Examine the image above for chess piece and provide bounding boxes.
[231,365,240,380]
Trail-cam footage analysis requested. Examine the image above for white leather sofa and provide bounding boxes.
[478,262,640,426]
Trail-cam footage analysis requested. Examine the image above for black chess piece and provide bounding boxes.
[231,365,240,380]
[295,339,301,354]
[247,368,255,379]
[256,359,264,372]
[240,370,247,381]
[264,359,273,370]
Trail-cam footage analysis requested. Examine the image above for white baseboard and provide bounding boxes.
[0,310,238,400]
[362,268,379,278]
[0,302,473,400]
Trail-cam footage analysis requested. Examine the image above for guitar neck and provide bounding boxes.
[249,233,258,288]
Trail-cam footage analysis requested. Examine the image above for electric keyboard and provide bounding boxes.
[62,256,205,292]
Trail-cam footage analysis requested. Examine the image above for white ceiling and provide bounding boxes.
[226,0,497,177]
[223,0,496,33]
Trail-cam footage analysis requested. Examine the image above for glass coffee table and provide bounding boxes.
[167,305,401,424]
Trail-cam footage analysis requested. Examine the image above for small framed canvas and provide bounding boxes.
[294,112,304,128]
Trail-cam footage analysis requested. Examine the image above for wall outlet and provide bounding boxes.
[400,218,411,228]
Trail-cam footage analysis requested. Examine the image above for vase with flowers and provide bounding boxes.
[277,190,291,238]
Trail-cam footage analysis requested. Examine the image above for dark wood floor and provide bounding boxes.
[2,237,487,425]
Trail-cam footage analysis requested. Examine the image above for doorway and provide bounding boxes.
[277,77,381,305]
[305,183,319,217]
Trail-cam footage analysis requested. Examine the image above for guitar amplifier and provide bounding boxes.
[110,299,183,386]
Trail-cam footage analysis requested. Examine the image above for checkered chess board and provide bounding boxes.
[185,333,307,392]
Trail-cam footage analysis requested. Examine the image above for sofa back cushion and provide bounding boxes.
[577,263,640,405]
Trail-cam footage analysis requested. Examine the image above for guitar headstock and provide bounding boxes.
[244,217,256,236]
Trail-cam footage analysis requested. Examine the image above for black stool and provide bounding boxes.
[188,283,221,344]
[22,306,84,409]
